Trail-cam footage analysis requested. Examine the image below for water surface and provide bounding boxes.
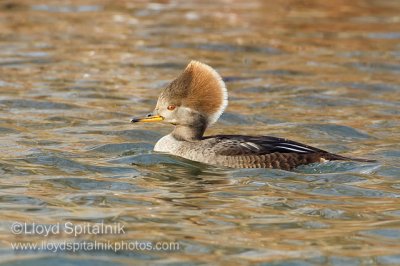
[0,0,399,265]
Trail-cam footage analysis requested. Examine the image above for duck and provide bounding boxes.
[131,61,374,170]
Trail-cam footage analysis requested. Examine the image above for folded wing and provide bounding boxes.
[207,135,328,156]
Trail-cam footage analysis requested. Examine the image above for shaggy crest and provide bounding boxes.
[160,61,228,125]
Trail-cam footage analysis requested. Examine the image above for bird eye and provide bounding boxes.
[167,105,176,111]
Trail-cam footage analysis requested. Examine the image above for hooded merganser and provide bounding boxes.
[131,61,374,170]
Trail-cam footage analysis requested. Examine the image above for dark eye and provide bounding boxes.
[167,105,176,111]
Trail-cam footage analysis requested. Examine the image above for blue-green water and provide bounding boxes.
[0,0,399,265]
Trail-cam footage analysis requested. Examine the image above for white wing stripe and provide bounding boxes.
[278,143,314,151]
[240,142,261,151]
[246,142,261,150]
[275,146,308,153]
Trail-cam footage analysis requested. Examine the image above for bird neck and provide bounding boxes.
[172,124,207,141]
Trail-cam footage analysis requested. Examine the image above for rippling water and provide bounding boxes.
[1,0,399,265]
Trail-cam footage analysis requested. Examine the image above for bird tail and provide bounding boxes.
[323,153,377,163]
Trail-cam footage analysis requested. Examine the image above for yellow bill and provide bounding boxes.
[131,115,164,123]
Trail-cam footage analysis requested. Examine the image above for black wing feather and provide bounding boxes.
[204,135,329,156]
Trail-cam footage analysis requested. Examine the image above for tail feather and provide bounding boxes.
[323,153,377,163]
